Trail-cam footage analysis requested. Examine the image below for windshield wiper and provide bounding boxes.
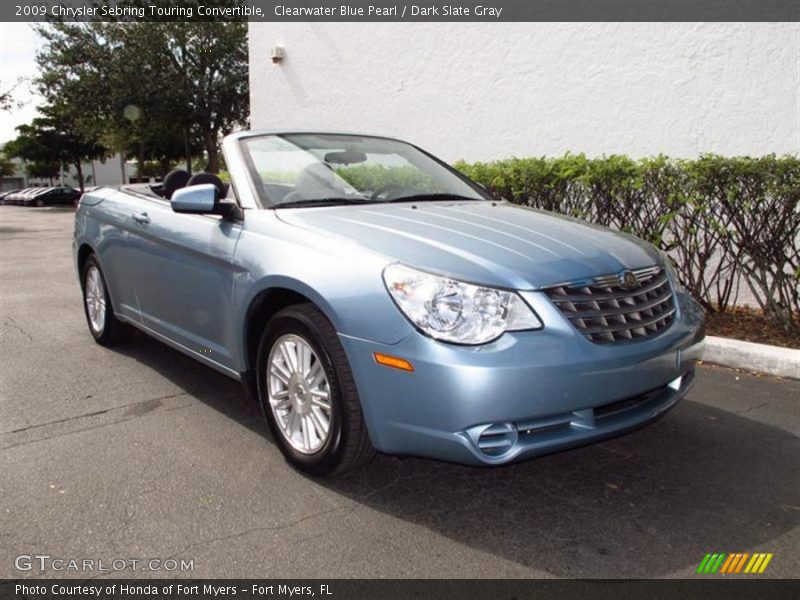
[383,193,483,204]
[273,197,371,209]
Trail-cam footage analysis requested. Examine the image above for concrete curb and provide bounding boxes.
[704,336,800,380]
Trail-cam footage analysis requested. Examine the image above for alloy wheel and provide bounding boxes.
[267,334,332,454]
[84,265,106,334]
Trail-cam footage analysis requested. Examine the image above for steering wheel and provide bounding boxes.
[370,184,406,201]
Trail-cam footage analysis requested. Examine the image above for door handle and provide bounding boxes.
[132,212,151,225]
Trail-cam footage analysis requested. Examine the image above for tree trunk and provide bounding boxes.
[204,130,219,173]
[184,127,192,174]
[137,140,146,183]
[74,161,84,193]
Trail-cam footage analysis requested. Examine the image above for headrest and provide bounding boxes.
[187,172,226,199]
[162,169,191,200]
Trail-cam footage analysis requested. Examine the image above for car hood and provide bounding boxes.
[274,201,662,290]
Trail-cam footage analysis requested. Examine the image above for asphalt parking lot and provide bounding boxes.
[1,205,798,579]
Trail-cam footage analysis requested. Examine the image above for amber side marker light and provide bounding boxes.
[373,352,415,372]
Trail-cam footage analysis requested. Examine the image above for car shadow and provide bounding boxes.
[112,329,270,437]
[113,332,800,578]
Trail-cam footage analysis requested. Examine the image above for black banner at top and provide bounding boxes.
[3,0,800,22]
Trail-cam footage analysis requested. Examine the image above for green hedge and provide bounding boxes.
[454,154,800,333]
[336,164,436,191]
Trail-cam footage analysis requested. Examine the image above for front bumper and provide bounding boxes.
[339,291,706,466]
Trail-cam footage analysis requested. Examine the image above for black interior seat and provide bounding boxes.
[162,169,191,200]
[187,172,227,199]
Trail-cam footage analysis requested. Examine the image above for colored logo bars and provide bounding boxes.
[696,552,774,574]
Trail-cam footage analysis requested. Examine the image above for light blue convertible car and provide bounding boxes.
[74,131,705,475]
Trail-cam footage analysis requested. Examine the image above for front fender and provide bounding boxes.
[231,212,414,371]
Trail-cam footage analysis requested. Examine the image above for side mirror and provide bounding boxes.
[171,184,218,214]
[171,183,244,220]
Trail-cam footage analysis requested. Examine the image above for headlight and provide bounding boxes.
[383,264,542,344]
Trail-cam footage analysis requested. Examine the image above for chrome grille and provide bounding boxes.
[544,266,676,344]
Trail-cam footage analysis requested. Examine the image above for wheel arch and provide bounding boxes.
[241,278,342,374]
[77,243,95,280]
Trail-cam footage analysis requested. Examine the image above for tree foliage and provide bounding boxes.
[0,150,15,178]
[5,115,105,192]
[0,78,25,112]
[34,16,249,175]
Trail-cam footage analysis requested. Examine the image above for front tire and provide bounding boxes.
[257,304,375,476]
[81,255,127,346]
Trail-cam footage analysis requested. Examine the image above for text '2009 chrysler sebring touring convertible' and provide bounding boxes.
[74,131,706,476]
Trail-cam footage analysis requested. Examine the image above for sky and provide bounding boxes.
[0,23,44,144]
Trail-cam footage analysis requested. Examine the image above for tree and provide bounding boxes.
[35,15,249,175]
[0,151,15,178]
[157,21,249,172]
[5,116,105,192]
[0,78,25,112]
[26,160,60,183]
[5,131,59,183]
[0,83,13,112]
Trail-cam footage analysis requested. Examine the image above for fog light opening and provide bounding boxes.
[373,352,415,372]
[475,422,517,457]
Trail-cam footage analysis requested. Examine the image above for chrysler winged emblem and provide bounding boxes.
[620,270,638,289]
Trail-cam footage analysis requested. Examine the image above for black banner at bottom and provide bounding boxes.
[3,579,799,600]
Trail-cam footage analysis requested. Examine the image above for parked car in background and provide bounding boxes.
[13,188,44,205]
[4,188,32,204]
[74,130,706,476]
[21,188,48,206]
[24,186,81,207]
[0,189,23,204]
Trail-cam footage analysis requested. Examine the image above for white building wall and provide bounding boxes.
[86,155,130,186]
[248,22,799,162]
[6,153,135,189]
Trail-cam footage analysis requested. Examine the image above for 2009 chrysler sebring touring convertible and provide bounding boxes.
[74,131,706,476]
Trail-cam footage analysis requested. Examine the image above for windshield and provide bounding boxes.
[240,133,489,208]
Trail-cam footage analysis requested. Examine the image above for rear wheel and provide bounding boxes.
[257,304,375,476]
[82,255,127,346]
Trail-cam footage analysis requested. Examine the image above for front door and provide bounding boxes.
[125,195,243,373]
